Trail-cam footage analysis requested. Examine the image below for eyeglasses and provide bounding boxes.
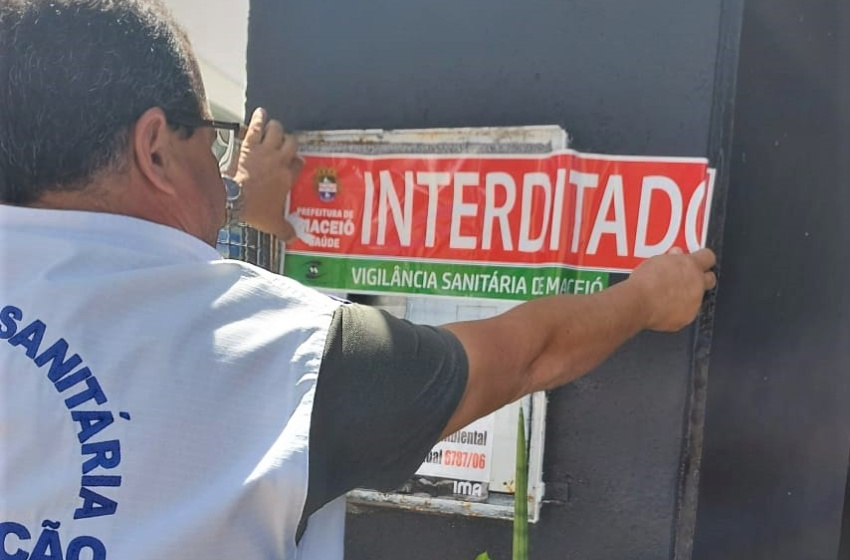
[170,117,245,172]
[200,119,244,173]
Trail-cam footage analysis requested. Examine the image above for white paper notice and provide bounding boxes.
[416,414,496,483]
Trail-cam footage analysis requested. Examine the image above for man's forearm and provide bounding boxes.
[441,249,713,437]
[514,278,651,393]
[442,278,651,437]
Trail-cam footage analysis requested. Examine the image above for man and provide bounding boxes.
[0,1,716,559]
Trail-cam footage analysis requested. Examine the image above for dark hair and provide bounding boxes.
[0,0,207,204]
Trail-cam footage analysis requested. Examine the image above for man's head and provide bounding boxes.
[0,0,226,243]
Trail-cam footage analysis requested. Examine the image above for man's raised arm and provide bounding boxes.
[229,111,717,438]
[441,248,716,437]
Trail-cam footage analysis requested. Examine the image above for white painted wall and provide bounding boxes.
[163,0,250,120]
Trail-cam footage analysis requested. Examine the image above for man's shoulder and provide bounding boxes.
[211,258,342,317]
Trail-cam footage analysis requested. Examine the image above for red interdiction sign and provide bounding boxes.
[286,151,715,273]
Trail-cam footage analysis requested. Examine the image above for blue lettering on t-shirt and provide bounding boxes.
[74,489,118,520]
[71,411,115,444]
[81,441,121,474]
[53,367,92,393]
[0,306,22,339]
[1,304,127,526]
[64,377,108,410]
[0,521,107,560]
[66,534,107,560]
[34,338,83,384]
[7,319,45,359]
[29,519,63,559]
[0,521,30,560]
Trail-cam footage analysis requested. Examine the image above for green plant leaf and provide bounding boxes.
[513,406,529,560]
[474,553,493,560]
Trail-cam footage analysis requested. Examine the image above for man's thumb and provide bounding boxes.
[245,107,267,144]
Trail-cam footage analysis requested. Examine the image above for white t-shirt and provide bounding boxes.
[0,205,342,559]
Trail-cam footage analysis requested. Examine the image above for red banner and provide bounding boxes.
[286,151,714,273]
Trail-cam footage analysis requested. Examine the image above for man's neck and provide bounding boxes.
[25,174,217,247]
[30,185,116,214]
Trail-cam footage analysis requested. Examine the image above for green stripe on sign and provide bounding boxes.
[284,254,609,301]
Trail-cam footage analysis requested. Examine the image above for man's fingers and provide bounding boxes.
[704,271,717,290]
[281,133,299,161]
[691,248,717,271]
[276,220,297,243]
[668,247,684,255]
[234,108,302,239]
[245,107,267,145]
[290,155,304,179]
[264,119,285,147]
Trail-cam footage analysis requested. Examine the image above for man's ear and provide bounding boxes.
[132,107,178,196]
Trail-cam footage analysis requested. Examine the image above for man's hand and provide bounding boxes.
[232,107,303,241]
[441,247,717,436]
[629,248,717,332]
